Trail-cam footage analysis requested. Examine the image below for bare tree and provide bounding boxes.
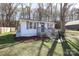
[0,3,19,26]
[60,3,73,36]
[47,3,73,56]
[46,3,53,21]
[20,3,32,19]
[37,3,44,21]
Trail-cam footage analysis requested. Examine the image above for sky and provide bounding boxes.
[17,3,79,9]
[31,3,79,10]
[74,4,79,8]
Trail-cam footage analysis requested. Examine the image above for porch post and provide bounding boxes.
[37,22,39,36]
[32,22,34,29]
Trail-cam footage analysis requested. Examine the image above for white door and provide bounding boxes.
[41,23,45,32]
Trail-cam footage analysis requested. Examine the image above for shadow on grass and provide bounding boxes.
[37,38,44,56]
[68,40,79,51]
[67,40,79,55]
[37,37,50,56]
[60,36,72,56]
[0,34,20,49]
[60,36,79,56]
[47,38,58,56]
[0,34,15,44]
[71,37,79,45]
[0,33,49,54]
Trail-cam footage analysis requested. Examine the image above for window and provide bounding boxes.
[30,22,32,29]
[27,21,29,29]
[34,23,36,29]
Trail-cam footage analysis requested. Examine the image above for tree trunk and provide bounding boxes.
[60,3,65,37]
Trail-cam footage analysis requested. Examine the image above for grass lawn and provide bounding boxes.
[0,31,79,56]
[65,30,79,36]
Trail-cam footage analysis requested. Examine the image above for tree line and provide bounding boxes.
[0,3,79,33]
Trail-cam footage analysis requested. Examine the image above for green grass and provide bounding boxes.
[0,31,79,56]
[0,32,15,44]
[65,30,79,36]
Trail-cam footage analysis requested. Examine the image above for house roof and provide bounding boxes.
[19,19,54,23]
[65,20,79,26]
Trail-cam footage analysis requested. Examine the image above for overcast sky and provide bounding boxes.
[31,3,79,9]
[17,3,79,10]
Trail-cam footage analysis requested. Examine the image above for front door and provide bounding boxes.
[41,23,45,32]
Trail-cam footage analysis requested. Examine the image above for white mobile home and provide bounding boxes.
[16,19,55,37]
